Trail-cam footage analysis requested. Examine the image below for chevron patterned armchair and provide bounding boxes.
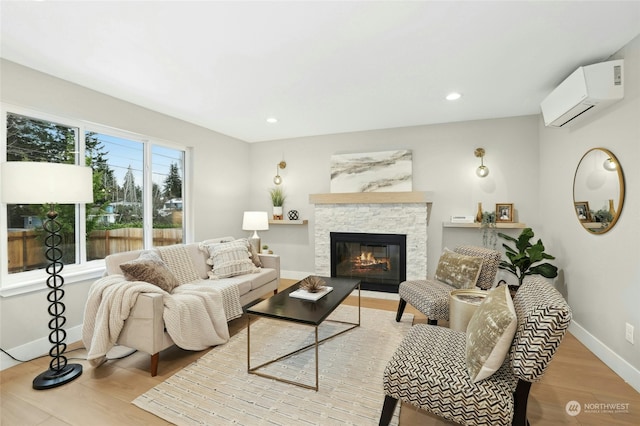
[380,277,572,426]
[396,245,501,325]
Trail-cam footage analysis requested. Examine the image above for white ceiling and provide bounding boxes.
[1,1,639,143]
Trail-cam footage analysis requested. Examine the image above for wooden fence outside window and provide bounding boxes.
[7,228,183,273]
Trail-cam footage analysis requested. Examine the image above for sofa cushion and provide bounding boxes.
[434,248,484,289]
[201,239,259,279]
[203,275,252,295]
[249,268,278,290]
[119,251,180,293]
[466,285,517,382]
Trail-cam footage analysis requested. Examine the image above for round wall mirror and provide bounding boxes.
[573,148,625,234]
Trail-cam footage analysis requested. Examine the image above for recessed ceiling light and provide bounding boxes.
[266,117,278,124]
[446,92,462,101]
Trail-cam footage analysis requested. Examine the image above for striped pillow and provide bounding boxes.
[202,239,258,279]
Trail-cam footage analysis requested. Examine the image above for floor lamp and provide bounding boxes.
[242,211,269,254]
[1,162,93,390]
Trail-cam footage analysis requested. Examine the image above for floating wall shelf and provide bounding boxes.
[443,222,527,229]
[309,191,433,205]
[269,219,308,225]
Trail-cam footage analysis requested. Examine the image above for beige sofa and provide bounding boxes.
[102,237,280,376]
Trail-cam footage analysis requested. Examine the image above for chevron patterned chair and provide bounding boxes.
[396,245,501,325]
[379,277,572,426]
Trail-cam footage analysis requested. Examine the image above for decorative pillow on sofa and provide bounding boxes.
[247,242,263,268]
[434,248,484,289]
[201,239,259,279]
[466,284,517,382]
[119,251,180,293]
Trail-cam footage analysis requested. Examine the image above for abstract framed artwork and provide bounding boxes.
[330,150,412,193]
[496,203,514,223]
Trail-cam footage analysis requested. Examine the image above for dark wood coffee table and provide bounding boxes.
[246,276,361,391]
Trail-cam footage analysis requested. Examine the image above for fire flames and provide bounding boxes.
[355,251,390,271]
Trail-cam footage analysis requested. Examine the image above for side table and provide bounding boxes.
[449,288,487,332]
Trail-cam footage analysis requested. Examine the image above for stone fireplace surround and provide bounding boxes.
[310,192,432,287]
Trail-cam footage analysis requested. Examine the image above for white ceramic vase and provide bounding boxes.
[272,206,283,219]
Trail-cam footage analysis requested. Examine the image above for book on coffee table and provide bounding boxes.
[289,286,333,301]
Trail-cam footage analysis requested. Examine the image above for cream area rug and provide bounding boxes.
[133,305,413,425]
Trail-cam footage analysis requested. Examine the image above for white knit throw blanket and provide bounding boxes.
[82,275,230,367]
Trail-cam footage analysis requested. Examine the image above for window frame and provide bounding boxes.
[1,104,192,297]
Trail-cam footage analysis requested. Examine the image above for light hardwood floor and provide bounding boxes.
[2,279,639,425]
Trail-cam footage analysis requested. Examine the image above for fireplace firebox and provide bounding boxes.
[330,232,406,293]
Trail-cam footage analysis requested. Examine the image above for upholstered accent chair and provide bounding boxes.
[396,245,501,324]
[379,277,572,426]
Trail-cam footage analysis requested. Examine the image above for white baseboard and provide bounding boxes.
[0,325,83,371]
[569,320,640,393]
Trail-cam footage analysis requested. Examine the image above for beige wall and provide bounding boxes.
[247,116,540,281]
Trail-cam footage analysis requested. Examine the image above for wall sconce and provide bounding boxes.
[474,148,489,178]
[273,160,286,185]
[603,157,617,171]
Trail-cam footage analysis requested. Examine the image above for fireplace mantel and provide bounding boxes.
[309,191,433,205]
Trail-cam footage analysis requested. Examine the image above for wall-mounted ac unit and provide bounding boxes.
[540,59,623,128]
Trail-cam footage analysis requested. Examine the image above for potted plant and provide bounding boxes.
[592,208,613,228]
[498,227,558,292]
[269,187,286,219]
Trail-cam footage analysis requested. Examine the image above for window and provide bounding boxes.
[85,132,185,260]
[2,107,188,294]
[152,145,184,246]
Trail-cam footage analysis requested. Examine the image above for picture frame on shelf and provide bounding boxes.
[496,203,514,223]
[574,201,590,222]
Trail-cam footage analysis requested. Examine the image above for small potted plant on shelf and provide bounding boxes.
[498,227,558,294]
[269,187,286,219]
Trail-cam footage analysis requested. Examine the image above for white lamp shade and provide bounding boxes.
[1,162,94,204]
[242,211,269,231]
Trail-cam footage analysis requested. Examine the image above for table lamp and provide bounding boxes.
[242,211,269,253]
[1,161,94,390]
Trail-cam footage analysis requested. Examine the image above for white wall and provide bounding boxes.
[248,116,540,281]
[539,35,640,389]
[0,60,251,362]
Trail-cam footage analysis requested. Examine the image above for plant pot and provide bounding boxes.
[272,206,283,220]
